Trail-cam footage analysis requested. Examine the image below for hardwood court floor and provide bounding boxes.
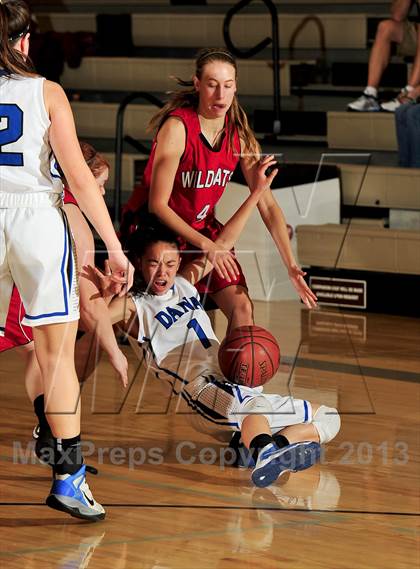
[0,301,419,568]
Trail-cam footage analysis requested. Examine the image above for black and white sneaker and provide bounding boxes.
[348,94,380,112]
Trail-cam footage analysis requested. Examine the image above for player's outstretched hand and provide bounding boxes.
[288,265,318,309]
[90,260,122,299]
[250,154,279,195]
[207,245,239,282]
[107,250,135,296]
[109,348,129,388]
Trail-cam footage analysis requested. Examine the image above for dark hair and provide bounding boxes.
[148,47,260,160]
[125,213,180,296]
[0,0,35,76]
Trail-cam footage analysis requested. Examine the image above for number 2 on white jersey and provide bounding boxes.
[0,104,24,166]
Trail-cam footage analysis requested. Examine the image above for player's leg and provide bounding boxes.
[210,285,254,333]
[231,394,340,472]
[0,211,14,341]
[8,204,104,521]
[32,322,104,521]
[63,202,128,385]
[186,379,321,487]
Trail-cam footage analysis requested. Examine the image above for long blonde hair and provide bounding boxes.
[0,0,35,77]
[148,48,260,159]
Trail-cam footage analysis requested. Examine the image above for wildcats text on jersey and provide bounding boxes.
[155,295,204,329]
[181,168,233,189]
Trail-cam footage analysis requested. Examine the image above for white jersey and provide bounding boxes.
[131,276,313,438]
[0,72,62,199]
[132,276,223,385]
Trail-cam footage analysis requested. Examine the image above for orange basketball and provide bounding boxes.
[218,325,280,388]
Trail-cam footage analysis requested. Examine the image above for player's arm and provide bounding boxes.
[240,144,317,309]
[108,296,137,327]
[180,156,277,285]
[44,80,133,291]
[148,118,238,282]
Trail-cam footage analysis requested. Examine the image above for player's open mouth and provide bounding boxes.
[153,279,168,291]
[212,104,226,110]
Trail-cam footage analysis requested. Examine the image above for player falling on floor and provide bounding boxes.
[103,185,340,487]
[121,47,317,336]
[0,0,133,521]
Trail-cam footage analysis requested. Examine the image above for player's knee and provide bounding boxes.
[312,405,341,444]
[232,296,253,322]
[237,396,273,428]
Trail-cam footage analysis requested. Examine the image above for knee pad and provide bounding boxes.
[312,405,341,444]
[236,396,274,428]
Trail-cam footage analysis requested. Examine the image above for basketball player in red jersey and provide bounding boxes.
[122,48,317,331]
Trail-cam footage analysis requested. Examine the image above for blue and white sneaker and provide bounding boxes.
[46,465,105,521]
[252,441,321,488]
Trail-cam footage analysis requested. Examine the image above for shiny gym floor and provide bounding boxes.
[0,300,419,568]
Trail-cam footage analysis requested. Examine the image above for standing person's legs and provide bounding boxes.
[32,322,80,438]
[5,202,104,521]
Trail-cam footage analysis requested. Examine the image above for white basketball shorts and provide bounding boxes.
[0,192,79,332]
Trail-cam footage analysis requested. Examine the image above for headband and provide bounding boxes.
[9,25,30,43]
[198,50,235,64]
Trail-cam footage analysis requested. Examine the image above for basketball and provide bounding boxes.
[218,325,280,388]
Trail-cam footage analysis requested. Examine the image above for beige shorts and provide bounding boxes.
[397,20,418,57]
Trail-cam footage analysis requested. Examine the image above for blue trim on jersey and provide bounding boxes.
[304,400,309,422]
[24,213,72,320]
[142,337,189,388]
[234,385,253,405]
[49,152,62,180]
[141,337,240,429]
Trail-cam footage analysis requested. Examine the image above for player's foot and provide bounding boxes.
[251,441,321,488]
[46,464,105,522]
[347,93,380,112]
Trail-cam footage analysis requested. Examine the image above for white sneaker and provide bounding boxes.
[381,89,412,112]
[348,94,380,112]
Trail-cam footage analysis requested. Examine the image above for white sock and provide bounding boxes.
[364,86,378,98]
[405,84,414,92]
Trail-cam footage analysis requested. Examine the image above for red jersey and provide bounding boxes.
[124,107,241,230]
[63,186,78,207]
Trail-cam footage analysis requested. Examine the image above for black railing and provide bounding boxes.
[223,0,281,134]
[114,92,164,226]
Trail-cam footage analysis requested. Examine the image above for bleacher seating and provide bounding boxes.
[29,0,420,316]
